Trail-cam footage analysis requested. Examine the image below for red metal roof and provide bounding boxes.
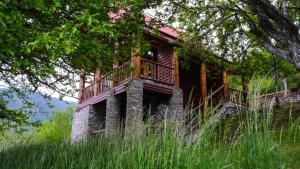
[144,15,179,38]
[109,10,179,39]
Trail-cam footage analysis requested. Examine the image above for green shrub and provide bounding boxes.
[30,107,73,143]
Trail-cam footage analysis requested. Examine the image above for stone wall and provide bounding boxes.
[261,94,300,108]
[90,103,106,132]
[105,90,121,137]
[71,103,106,142]
[71,105,92,143]
[169,88,184,130]
[125,79,144,136]
[279,94,300,104]
[155,104,169,123]
[72,80,186,141]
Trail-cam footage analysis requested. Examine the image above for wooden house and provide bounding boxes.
[71,15,231,142]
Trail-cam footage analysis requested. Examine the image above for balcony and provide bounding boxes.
[79,58,175,104]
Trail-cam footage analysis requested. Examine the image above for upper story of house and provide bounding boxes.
[76,16,183,108]
[76,14,233,111]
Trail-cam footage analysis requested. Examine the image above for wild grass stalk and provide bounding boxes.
[0,77,299,169]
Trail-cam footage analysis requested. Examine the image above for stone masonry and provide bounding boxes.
[71,105,92,143]
[125,79,144,136]
[71,104,106,143]
[169,88,184,130]
[105,89,121,137]
[72,80,185,142]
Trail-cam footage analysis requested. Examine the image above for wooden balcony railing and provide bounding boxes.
[80,59,174,103]
[81,62,132,103]
[140,58,174,85]
[81,85,94,103]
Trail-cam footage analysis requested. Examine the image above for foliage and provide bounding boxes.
[0,131,31,150]
[0,107,72,149]
[0,89,29,132]
[178,42,226,71]
[229,76,274,93]
[0,0,151,129]
[229,48,297,93]
[286,73,300,89]
[152,0,300,70]
[0,108,299,168]
[240,49,296,79]
[30,107,73,143]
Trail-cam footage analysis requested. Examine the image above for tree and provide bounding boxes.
[152,0,300,69]
[0,0,149,130]
[240,49,297,94]
[30,107,73,143]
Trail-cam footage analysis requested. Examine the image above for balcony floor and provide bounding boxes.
[77,78,174,110]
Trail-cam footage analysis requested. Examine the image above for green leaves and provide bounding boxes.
[30,108,73,143]
[157,0,300,70]
[0,0,148,130]
[26,0,46,10]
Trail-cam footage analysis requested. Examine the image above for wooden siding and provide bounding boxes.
[157,47,173,84]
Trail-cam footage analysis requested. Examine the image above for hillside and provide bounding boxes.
[0,88,75,122]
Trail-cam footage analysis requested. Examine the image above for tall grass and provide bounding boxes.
[0,78,299,169]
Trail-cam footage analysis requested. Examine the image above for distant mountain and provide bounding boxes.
[0,88,76,122]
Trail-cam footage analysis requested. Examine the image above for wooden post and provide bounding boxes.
[173,48,180,88]
[223,71,229,101]
[132,48,141,79]
[94,69,101,96]
[242,76,249,105]
[113,63,120,86]
[78,70,85,104]
[200,62,208,112]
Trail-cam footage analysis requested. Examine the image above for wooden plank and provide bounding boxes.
[135,56,141,79]
[113,63,120,86]
[173,48,179,88]
[78,70,86,104]
[223,71,229,101]
[200,62,208,112]
[94,69,101,96]
[143,81,173,94]
[132,48,141,79]
[242,76,249,105]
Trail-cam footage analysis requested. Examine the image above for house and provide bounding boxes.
[71,15,231,142]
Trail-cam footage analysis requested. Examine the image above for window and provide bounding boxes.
[145,47,158,62]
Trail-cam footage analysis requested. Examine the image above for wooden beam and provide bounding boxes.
[78,70,85,104]
[173,48,180,88]
[200,62,208,112]
[113,63,120,86]
[132,48,141,79]
[242,76,249,105]
[94,69,101,96]
[223,71,229,101]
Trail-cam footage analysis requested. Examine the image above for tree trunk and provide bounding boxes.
[274,74,280,108]
[274,74,279,93]
[282,78,288,97]
[242,76,248,105]
[243,0,300,70]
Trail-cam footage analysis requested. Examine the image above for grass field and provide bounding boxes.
[1,82,300,169]
[0,103,299,169]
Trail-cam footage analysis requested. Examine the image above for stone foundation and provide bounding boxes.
[71,104,106,143]
[71,105,92,143]
[72,80,186,142]
[105,90,121,137]
[155,104,169,123]
[261,94,300,108]
[169,88,184,130]
[125,79,144,136]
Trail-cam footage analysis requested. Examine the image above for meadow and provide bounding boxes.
[0,80,300,169]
